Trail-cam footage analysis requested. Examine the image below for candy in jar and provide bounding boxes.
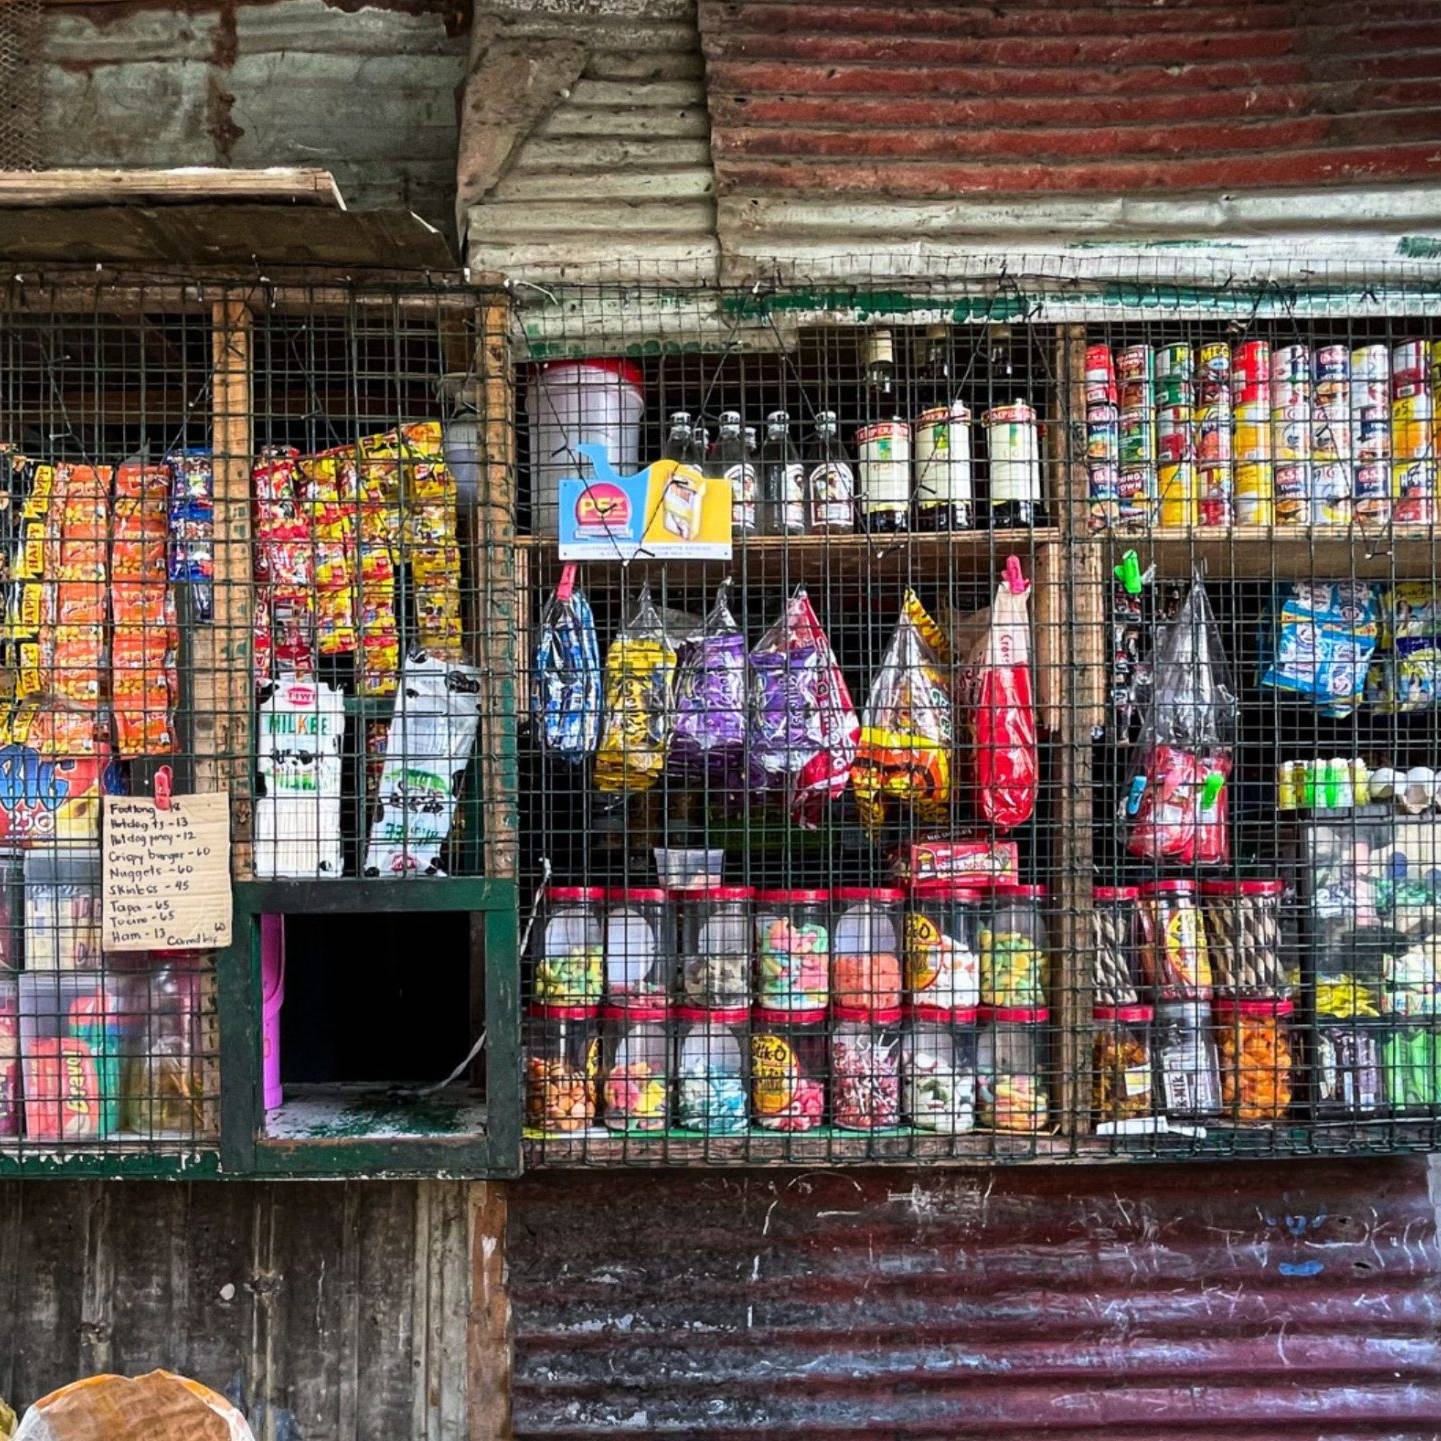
[603,888,671,1006]
[978,1005,1048,1131]
[754,889,829,1012]
[525,1003,599,1134]
[979,883,1048,1007]
[905,882,982,1009]
[1200,879,1286,998]
[601,1004,669,1132]
[1137,880,1213,999]
[1091,1004,1153,1123]
[831,887,903,1010]
[750,1008,826,1131]
[1153,999,1221,1119]
[675,1006,749,1134]
[675,885,753,1009]
[903,1004,977,1133]
[831,1005,902,1130]
[533,886,604,1005]
[1091,886,1141,1005]
[1214,998,1294,1123]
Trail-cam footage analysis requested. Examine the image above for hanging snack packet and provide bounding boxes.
[749,588,858,828]
[531,569,601,762]
[670,580,748,787]
[1367,581,1441,713]
[1124,573,1237,867]
[595,586,677,796]
[166,449,214,622]
[852,590,952,833]
[1259,580,1379,718]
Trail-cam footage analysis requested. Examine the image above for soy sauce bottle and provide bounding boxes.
[759,410,806,534]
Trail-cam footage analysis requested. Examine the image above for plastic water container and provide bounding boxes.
[261,914,285,1111]
[527,359,645,533]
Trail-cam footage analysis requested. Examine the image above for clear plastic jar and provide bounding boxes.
[1137,879,1213,1000]
[674,1006,749,1133]
[525,1003,599,1134]
[600,1003,669,1132]
[978,1005,1048,1131]
[1199,879,1286,998]
[831,1004,902,1130]
[1091,885,1141,1005]
[1091,1003,1153,1124]
[603,887,672,1007]
[120,964,213,1137]
[1214,997,1294,1123]
[831,887,903,1010]
[1153,999,1221,1119]
[533,885,604,1006]
[674,885,753,1009]
[750,1007,826,1131]
[905,882,982,1009]
[903,1004,978,1133]
[1314,1019,1383,1115]
[979,883,1049,1007]
[754,889,830,1013]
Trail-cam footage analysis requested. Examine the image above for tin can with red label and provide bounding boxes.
[1157,405,1193,466]
[1312,402,1351,464]
[1272,403,1311,463]
[1392,340,1427,397]
[1393,459,1436,524]
[1087,404,1119,465]
[1198,465,1234,527]
[1199,343,1231,403]
[1356,406,1391,462]
[1235,341,1271,406]
[1155,344,1193,409]
[1117,467,1155,529]
[1274,462,1312,526]
[1354,463,1390,526]
[1120,409,1155,468]
[1196,398,1232,465]
[1118,345,1154,412]
[1271,345,1311,409]
[1085,345,1117,407]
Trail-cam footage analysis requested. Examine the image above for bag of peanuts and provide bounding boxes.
[14,1371,253,1441]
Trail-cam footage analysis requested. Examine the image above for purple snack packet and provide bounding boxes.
[671,583,748,789]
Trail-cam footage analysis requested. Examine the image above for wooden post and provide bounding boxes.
[468,1182,511,1441]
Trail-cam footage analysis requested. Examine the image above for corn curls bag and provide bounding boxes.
[748,588,858,828]
[595,586,677,796]
[531,575,601,763]
[852,590,952,833]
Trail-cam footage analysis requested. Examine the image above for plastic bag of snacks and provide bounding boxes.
[852,590,952,833]
[1259,581,1379,718]
[748,588,858,828]
[14,1370,254,1441]
[1124,573,1236,866]
[1367,582,1441,714]
[531,567,601,763]
[595,586,678,796]
[670,580,748,788]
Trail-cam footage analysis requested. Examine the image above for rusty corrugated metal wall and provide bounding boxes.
[509,1160,1441,1437]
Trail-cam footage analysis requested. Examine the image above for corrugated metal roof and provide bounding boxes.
[510,1158,1441,1437]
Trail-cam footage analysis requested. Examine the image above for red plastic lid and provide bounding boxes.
[526,1003,599,1022]
[909,880,989,898]
[752,1005,826,1026]
[994,883,1047,898]
[833,886,904,903]
[534,357,644,389]
[1093,1003,1154,1023]
[669,884,755,901]
[757,888,829,904]
[906,1004,980,1026]
[604,887,668,903]
[1199,879,1284,897]
[1138,879,1197,896]
[549,885,605,903]
[1213,997,1294,1018]
[980,1005,1050,1024]
[1093,885,1140,901]
[675,1005,750,1025]
[833,1003,904,1025]
[600,1002,668,1023]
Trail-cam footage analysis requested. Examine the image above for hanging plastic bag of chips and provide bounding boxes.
[1367,581,1441,713]
[595,585,677,796]
[670,579,748,788]
[1259,580,1379,718]
[1124,572,1237,867]
[852,589,952,833]
[531,566,601,763]
[749,588,858,829]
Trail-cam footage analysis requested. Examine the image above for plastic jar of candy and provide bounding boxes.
[533,886,604,1006]
[1199,879,1286,998]
[903,1004,978,1133]
[524,1003,599,1134]
[1153,999,1221,1119]
[674,885,754,1008]
[603,887,672,1006]
[1137,880,1213,1000]
[905,883,982,1009]
[831,1004,902,1129]
[600,1003,669,1131]
[675,1006,749,1133]
[1092,886,1141,1005]
[1091,1004,1154,1124]
[978,1005,1048,1131]
[979,884,1049,1007]
[831,887,903,1010]
[1214,998,1294,1123]
[754,889,830,1013]
[1314,1018,1383,1115]
[1383,1020,1441,1112]
[750,1007,827,1131]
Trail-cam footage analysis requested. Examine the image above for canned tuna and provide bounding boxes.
[1272,403,1311,463]
[1351,345,1390,414]
[1198,465,1234,527]
[1274,461,1313,526]
[1312,403,1351,463]
[1354,462,1390,527]
[1313,461,1352,525]
[1085,345,1117,407]
[1087,405,1119,466]
[1271,345,1311,409]
[1158,461,1196,527]
[1393,459,1436,525]
[1356,406,1391,462]
[1314,345,1349,385]
[1235,463,1273,525]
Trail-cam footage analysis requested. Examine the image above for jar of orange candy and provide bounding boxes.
[1213,997,1295,1123]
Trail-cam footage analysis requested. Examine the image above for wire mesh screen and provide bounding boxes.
[515,271,1441,1166]
[0,0,41,171]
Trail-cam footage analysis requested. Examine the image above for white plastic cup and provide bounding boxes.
[1402,766,1435,814]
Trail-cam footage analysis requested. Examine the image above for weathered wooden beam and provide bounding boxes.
[0,168,344,210]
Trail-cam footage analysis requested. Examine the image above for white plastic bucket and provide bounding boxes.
[527,359,644,533]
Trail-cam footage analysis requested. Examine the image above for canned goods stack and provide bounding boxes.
[1085,344,1120,532]
[1352,343,1391,525]
[1271,343,1312,526]
[1155,343,1196,527]
[1234,339,1273,524]
[1312,345,1352,526]
[1117,345,1156,529]
[1392,339,1435,524]
[1196,342,1233,526]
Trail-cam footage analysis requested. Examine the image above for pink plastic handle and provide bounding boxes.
[153,764,173,811]
[555,563,578,604]
[1004,554,1026,595]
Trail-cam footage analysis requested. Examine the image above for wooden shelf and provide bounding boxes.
[1106,525,1441,579]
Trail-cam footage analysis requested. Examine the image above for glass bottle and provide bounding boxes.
[986,399,1044,529]
[806,410,855,533]
[759,410,806,534]
[663,410,696,465]
[712,411,755,536]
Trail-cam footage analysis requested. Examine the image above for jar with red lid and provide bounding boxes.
[1137,879,1213,1000]
[832,887,903,1010]
[675,1006,749,1133]
[674,885,754,1008]
[533,885,604,1006]
[1091,1003,1153,1124]
[979,883,1049,1007]
[603,887,672,1006]
[754,889,829,1012]
[1199,879,1286,998]
[750,1007,826,1130]
[600,1003,669,1131]
[903,1004,978,1133]
[978,1005,1049,1131]
[525,1003,599,1134]
[905,882,982,1009]
[1092,885,1142,1005]
[1214,997,1295,1123]
[832,1004,902,1129]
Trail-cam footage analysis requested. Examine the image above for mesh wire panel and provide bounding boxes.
[0,0,41,171]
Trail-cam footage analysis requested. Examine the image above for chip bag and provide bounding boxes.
[595,586,677,796]
[1259,580,1379,718]
[670,580,748,788]
[531,568,601,763]
[1367,581,1441,713]
[749,588,858,828]
[852,590,951,833]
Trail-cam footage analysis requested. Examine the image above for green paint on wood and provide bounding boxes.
[1398,236,1441,259]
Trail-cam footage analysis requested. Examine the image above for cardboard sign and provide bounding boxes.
[102,791,233,951]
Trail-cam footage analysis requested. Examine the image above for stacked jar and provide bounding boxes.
[601,887,673,1131]
[1090,886,1153,1125]
[977,883,1048,1131]
[752,890,829,1131]
[674,1006,749,1133]
[830,888,903,1129]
